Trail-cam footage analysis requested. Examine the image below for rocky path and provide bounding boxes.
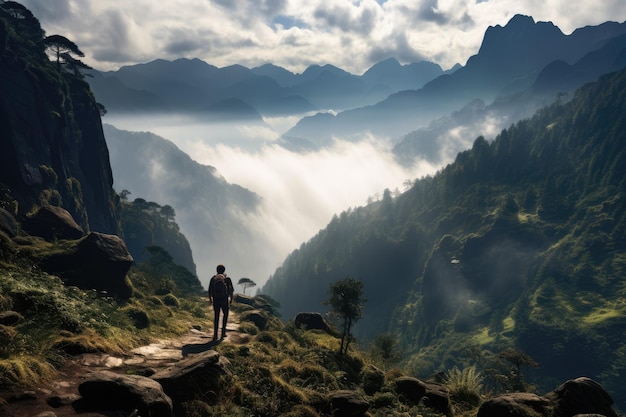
[2,313,249,417]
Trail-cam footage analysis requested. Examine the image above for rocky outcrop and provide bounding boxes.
[477,377,617,417]
[56,351,233,416]
[477,392,552,417]
[0,6,119,235]
[394,376,452,415]
[239,309,269,330]
[38,232,133,298]
[325,390,369,417]
[152,350,233,405]
[545,377,618,417]
[22,205,83,241]
[74,370,173,416]
[294,312,334,334]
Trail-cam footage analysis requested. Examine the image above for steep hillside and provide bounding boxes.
[103,124,262,286]
[0,3,119,234]
[262,67,626,407]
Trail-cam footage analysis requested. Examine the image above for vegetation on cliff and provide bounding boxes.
[263,66,626,409]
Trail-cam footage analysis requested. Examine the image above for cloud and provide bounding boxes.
[150,123,436,286]
[104,113,441,286]
[20,0,626,74]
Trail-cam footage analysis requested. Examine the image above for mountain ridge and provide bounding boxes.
[262,66,626,409]
[284,14,626,148]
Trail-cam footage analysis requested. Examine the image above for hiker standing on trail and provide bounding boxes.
[208,264,234,340]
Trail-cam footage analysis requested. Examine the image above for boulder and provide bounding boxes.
[477,392,552,417]
[74,370,172,416]
[0,207,18,237]
[151,350,233,404]
[393,375,452,415]
[240,309,268,330]
[545,377,618,417]
[39,232,133,298]
[422,381,452,416]
[22,205,83,241]
[234,293,256,307]
[294,312,334,334]
[394,376,427,404]
[325,390,369,417]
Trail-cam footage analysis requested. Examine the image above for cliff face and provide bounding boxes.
[0,5,119,234]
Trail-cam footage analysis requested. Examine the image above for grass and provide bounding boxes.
[444,366,484,410]
[0,235,515,417]
[582,305,625,325]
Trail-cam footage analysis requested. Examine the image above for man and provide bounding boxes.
[208,264,234,340]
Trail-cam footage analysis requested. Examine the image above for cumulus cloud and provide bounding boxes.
[19,0,626,74]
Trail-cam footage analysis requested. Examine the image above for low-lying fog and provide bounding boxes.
[105,113,451,289]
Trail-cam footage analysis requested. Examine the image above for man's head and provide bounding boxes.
[217,264,226,274]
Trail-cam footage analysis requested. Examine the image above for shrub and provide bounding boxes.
[122,305,150,329]
[162,294,180,307]
[444,366,484,409]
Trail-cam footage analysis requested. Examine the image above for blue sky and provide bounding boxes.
[20,0,626,74]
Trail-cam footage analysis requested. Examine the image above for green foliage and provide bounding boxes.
[263,67,626,408]
[370,333,402,365]
[120,197,199,279]
[444,366,484,409]
[237,277,256,295]
[325,277,367,355]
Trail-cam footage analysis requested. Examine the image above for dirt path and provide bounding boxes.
[2,313,250,417]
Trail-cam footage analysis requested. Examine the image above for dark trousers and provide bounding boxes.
[213,300,229,339]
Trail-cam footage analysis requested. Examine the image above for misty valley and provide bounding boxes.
[2,3,626,416]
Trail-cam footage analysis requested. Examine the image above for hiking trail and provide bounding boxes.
[2,311,249,417]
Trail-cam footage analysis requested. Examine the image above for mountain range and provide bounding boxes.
[3,2,626,411]
[102,124,264,285]
[87,56,449,118]
[285,15,626,149]
[262,66,626,409]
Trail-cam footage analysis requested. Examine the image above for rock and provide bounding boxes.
[75,370,172,416]
[240,309,268,330]
[545,377,617,417]
[0,207,18,237]
[394,376,427,404]
[234,293,256,307]
[393,375,452,415]
[325,390,370,417]
[151,350,233,404]
[47,394,81,408]
[22,205,83,241]
[39,232,133,298]
[422,381,452,416]
[0,311,22,326]
[294,312,334,334]
[477,392,552,417]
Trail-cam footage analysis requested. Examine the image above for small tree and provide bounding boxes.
[498,347,539,391]
[325,276,366,355]
[237,277,256,295]
[43,34,85,70]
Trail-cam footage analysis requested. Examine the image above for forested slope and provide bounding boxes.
[263,67,626,405]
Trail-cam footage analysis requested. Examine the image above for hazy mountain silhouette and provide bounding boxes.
[88,57,447,117]
[103,124,265,286]
[392,30,626,166]
[284,15,626,148]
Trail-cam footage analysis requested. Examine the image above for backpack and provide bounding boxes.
[212,274,229,300]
